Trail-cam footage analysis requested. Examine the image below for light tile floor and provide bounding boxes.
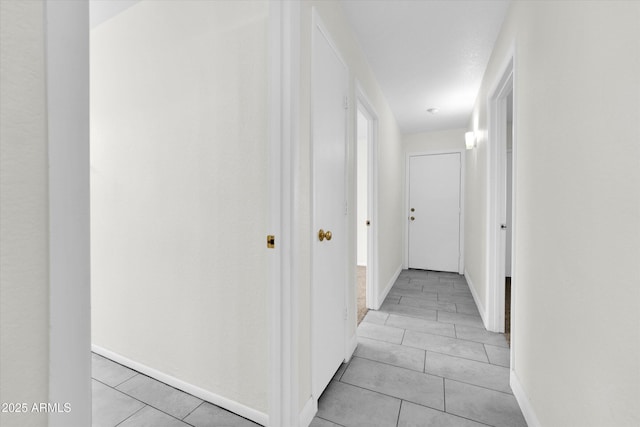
[311,269,527,427]
[93,269,525,427]
[91,353,260,426]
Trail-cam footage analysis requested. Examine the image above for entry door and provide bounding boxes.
[408,153,461,272]
[311,19,348,398]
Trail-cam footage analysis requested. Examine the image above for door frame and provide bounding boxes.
[268,1,299,426]
[486,52,516,338]
[404,149,465,274]
[47,1,295,426]
[46,2,91,426]
[309,7,350,401]
[355,83,380,309]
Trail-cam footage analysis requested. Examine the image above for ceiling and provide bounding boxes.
[90,0,508,134]
[90,0,140,29]
[342,0,509,134]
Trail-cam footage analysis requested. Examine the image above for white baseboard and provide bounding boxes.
[511,370,541,427]
[299,397,317,427]
[464,271,487,328]
[92,345,268,426]
[376,264,402,309]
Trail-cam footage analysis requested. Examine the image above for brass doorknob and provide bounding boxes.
[410,216,415,221]
[318,229,333,241]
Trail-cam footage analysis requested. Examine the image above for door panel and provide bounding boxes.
[311,22,348,398]
[408,153,461,272]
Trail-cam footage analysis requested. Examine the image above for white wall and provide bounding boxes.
[91,0,270,419]
[403,128,466,154]
[296,0,404,412]
[0,2,50,426]
[466,2,640,425]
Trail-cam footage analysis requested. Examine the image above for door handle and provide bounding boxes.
[318,229,333,241]
[501,224,507,229]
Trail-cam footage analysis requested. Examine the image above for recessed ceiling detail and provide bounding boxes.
[342,0,509,134]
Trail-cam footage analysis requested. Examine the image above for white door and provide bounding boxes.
[311,19,348,398]
[408,153,461,272]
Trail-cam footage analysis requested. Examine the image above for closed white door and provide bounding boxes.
[311,19,348,398]
[408,153,461,272]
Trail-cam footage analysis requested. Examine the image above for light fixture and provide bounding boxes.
[426,108,439,115]
[465,131,476,150]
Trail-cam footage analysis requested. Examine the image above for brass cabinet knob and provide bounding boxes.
[410,216,415,221]
[325,230,332,241]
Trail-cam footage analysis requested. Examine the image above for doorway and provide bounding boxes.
[505,91,513,344]
[487,56,515,347]
[356,108,368,324]
[355,96,379,321]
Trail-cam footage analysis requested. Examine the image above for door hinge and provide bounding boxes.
[344,96,349,110]
[267,235,275,249]
[344,308,348,320]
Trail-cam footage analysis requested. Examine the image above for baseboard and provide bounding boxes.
[92,345,269,426]
[299,396,317,427]
[511,370,542,427]
[464,271,488,328]
[376,264,402,309]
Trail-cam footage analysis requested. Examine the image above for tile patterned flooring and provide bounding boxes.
[311,269,527,427]
[91,354,260,426]
[93,269,525,427]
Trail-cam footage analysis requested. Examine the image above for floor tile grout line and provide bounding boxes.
[442,377,515,397]
[399,325,508,350]
[396,399,404,427]
[113,404,147,427]
[316,415,346,427]
[333,379,445,414]
[442,376,447,413]
[405,398,496,427]
[181,400,205,421]
[346,355,426,376]
[93,376,202,425]
[357,333,404,346]
[347,352,518,396]
[398,341,490,364]
[350,356,425,374]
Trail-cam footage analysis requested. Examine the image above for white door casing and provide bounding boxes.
[408,153,461,273]
[311,13,348,399]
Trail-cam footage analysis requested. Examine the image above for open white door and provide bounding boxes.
[311,14,348,398]
[408,153,461,272]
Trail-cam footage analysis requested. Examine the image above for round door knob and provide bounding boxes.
[318,229,325,241]
[325,230,332,241]
[410,216,415,221]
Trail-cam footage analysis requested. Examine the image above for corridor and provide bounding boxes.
[311,269,526,427]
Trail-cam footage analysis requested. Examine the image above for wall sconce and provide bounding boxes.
[465,131,476,150]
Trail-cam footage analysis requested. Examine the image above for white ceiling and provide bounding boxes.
[90,0,508,134]
[90,0,140,29]
[342,0,509,134]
